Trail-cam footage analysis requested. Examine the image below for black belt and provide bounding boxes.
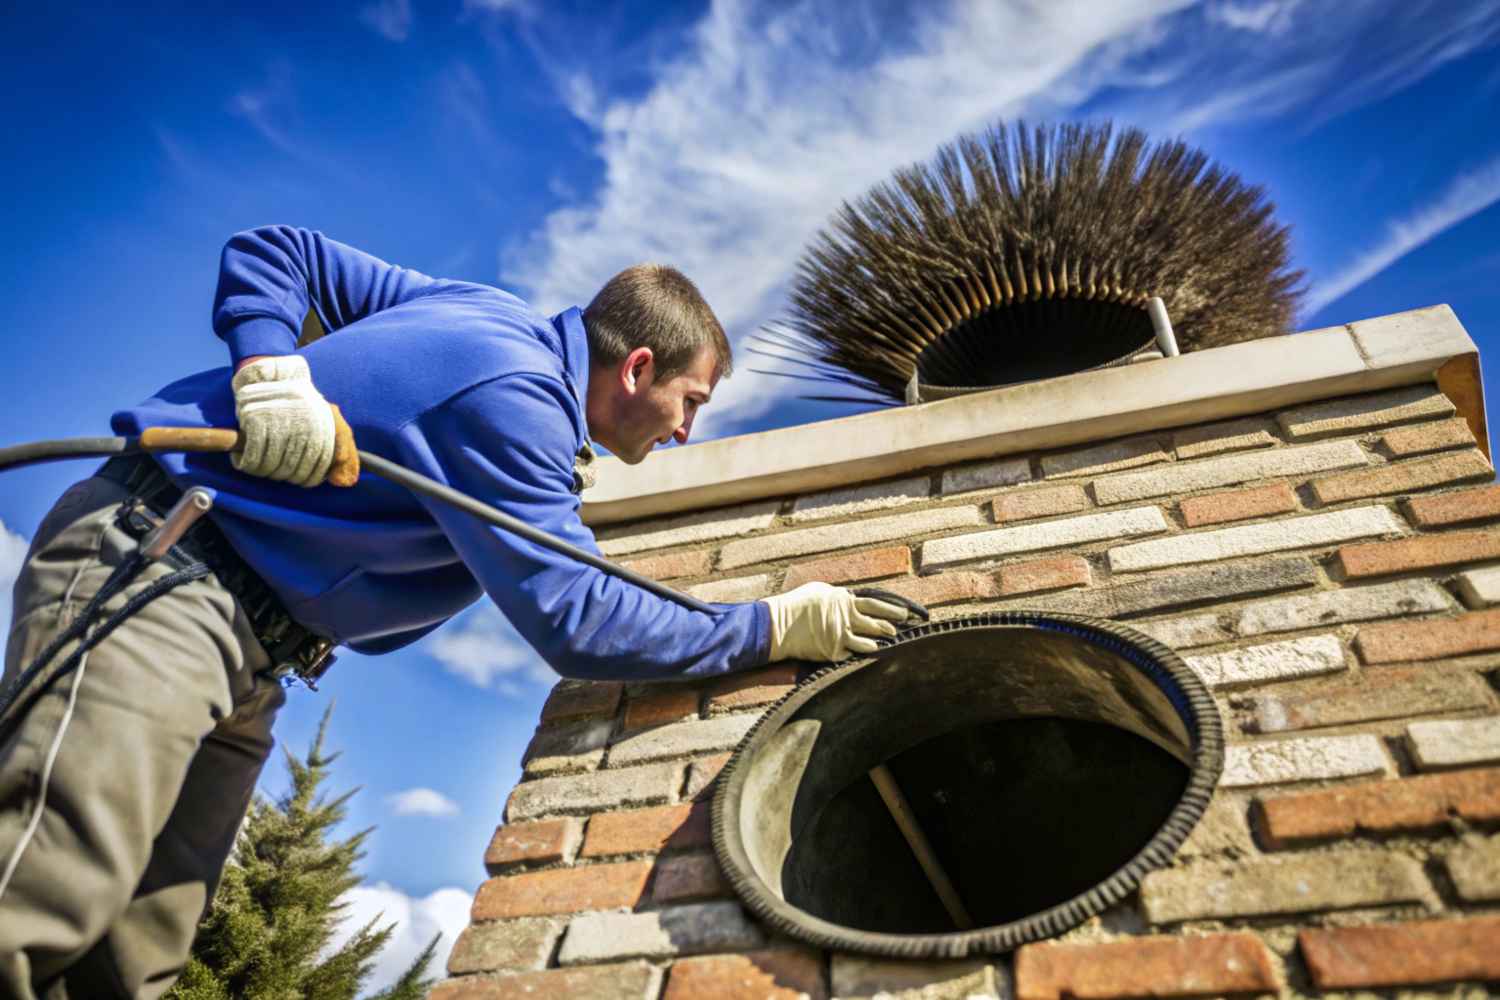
[96,454,337,687]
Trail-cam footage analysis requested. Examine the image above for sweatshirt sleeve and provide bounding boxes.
[213,225,440,364]
[400,373,771,682]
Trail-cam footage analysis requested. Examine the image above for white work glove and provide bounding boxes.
[231,355,337,488]
[764,582,912,662]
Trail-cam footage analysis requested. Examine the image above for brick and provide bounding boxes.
[1252,768,1500,848]
[1382,416,1476,456]
[1220,734,1389,788]
[685,752,732,800]
[1173,417,1279,459]
[557,901,764,964]
[1445,835,1500,900]
[1014,932,1278,1000]
[1140,851,1430,923]
[1407,717,1500,769]
[446,917,562,974]
[705,665,799,714]
[1311,449,1491,504]
[687,573,771,603]
[472,860,652,919]
[882,571,998,607]
[1041,435,1168,478]
[1114,506,1400,573]
[1235,579,1453,637]
[665,949,826,1000]
[996,555,1090,595]
[1094,439,1367,505]
[619,549,713,581]
[1175,799,1257,861]
[923,507,1167,571]
[939,456,1031,495]
[1277,384,1454,439]
[622,688,700,732]
[1340,530,1500,579]
[1403,483,1500,528]
[506,761,681,821]
[1023,557,1318,619]
[484,818,580,873]
[652,852,731,902]
[1132,613,1231,649]
[1356,607,1500,663]
[1180,482,1297,527]
[829,955,1000,999]
[790,475,929,522]
[1457,565,1500,607]
[607,713,756,767]
[596,500,779,557]
[720,505,984,570]
[1186,634,1345,691]
[990,484,1089,523]
[581,802,711,857]
[541,681,622,724]
[1299,917,1500,989]
[781,546,912,590]
[1243,666,1490,734]
[523,718,613,776]
[431,962,659,1000]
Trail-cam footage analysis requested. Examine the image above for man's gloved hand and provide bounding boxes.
[764,582,913,662]
[231,355,337,488]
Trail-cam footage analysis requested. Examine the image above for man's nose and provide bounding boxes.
[673,410,696,444]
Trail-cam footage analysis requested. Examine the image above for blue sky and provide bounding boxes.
[2,0,1499,988]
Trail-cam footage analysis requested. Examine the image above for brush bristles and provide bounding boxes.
[755,121,1304,403]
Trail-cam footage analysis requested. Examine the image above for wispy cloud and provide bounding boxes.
[0,521,28,640]
[386,787,461,817]
[422,604,553,695]
[1306,154,1500,316]
[327,882,471,991]
[360,0,412,42]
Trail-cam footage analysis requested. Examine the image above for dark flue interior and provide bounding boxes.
[914,299,1155,388]
[779,717,1188,934]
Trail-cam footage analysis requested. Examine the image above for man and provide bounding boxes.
[0,226,910,997]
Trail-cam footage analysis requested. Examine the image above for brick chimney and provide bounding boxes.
[434,304,1499,999]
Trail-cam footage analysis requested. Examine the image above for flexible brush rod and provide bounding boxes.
[1148,296,1180,357]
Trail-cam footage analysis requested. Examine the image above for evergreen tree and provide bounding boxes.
[167,706,440,1000]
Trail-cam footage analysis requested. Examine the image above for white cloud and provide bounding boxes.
[386,787,461,817]
[422,603,554,694]
[327,882,472,996]
[0,520,28,641]
[1207,0,1302,34]
[360,0,412,42]
[1306,153,1500,316]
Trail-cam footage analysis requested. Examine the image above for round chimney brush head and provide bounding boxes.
[754,121,1303,404]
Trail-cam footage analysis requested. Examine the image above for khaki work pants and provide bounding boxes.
[0,476,286,998]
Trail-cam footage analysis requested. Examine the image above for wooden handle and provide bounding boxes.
[869,763,975,931]
[139,405,360,488]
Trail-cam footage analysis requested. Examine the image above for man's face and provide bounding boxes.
[611,346,719,464]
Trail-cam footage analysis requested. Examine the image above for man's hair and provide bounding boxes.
[584,264,733,381]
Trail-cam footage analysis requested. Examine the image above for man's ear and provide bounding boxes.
[620,346,654,395]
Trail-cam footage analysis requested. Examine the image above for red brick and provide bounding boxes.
[1382,417,1476,457]
[581,802,711,857]
[1242,666,1490,733]
[541,681,623,724]
[781,546,912,590]
[1015,932,1278,1000]
[705,665,799,714]
[882,571,998,607]
[471,860,651,919]
[1403,484,1500,528]
[1299,917,1500,989]
[997,555,1090,596]
[652,852,731,902]
[1355,608,1500,663]
[664,949,826,1000]
[622,687,700,731]
[686,752,732,800]
[1337,530,1500,579]
[1311,450,1491,504]
[619,549,714,581]
[1179,482,1297,527]
[431,961,658,999]
[991,484,1089,523]
[1253,768,1500,849]
[483,818,578,873]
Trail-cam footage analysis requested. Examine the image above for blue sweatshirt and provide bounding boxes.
[111,226,769,680]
